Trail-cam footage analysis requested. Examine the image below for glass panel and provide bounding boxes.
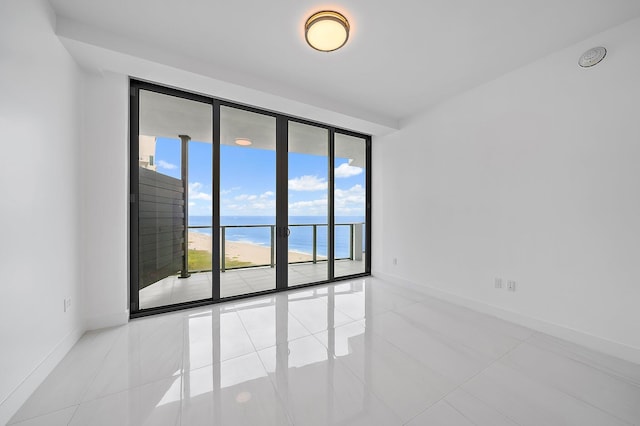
[137,90,213,309]
[220,106,276,298]
[334,133,366,277]
[288,122,329,286]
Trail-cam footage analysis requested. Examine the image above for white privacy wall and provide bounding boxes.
[0,0,83,423]
[79,71,130,330]
[373,17,640,361]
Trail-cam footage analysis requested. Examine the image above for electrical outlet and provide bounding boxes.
[494,278,503,289]
[507,281,516,292]
[393,258,398,266]
[63,298,71,312]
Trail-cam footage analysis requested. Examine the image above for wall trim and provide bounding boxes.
[372,272,640,365]
[85,309,129,331]
[0,326,85,425]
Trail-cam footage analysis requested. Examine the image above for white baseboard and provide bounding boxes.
[0,327,85,425]
[372,271,640,365]
[85,309,129,331]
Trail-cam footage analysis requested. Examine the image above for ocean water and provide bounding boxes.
[189,216,365,259]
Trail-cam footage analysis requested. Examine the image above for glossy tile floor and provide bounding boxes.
[139,259,365,309]
[10,277,640,425]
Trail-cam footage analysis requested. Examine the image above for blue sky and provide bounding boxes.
[154,137,365,217]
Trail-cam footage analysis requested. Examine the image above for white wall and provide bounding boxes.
[373,17,640,363]
[80,71,130,330]
[0,1,84,422]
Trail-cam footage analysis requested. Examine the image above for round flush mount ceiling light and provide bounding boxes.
[235,138,252,146]
[305,10,350,52]
[578,46,607,68]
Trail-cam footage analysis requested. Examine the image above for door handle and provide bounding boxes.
[277,227,291,238]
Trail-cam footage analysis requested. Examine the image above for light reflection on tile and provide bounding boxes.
[183,309,255,370]
[10,327,124,423]
[82,315,184,401]
[371,310,493,384]
[12,277,640,426]
[182,353,291,425]
[236,301,310,350]
[8,406,77,426]
[317,321,456,422]
[69,377,182,426]
[257,335,401,426]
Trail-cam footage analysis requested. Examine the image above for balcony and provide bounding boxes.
[139,222,366,309]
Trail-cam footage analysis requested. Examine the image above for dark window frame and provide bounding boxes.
[129,79,371,318]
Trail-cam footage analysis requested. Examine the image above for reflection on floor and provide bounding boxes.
[139,259,365,310]
[11,276,640,425]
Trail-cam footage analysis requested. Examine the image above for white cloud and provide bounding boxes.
[220,190,276,215]
[218,183,364,216]
[224,198,275,215]
[286,184,365,215]
[188,202,196,207]
[234,194,258,201]
[288,175,327,191]
[288,199,328,209]
[335,184,365,215]
[191,193,212,201]
[221,186,241,195]
[335,162,363,178]
[335,184,365,203]
[157,160,177,170]
[188,182,212,201]
[288,198,328,216]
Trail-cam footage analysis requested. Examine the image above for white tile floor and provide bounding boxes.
[139,259,366,309]
[10,277,640,425]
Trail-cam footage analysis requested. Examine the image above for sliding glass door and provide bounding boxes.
[219,105,277,298]
[287,121,329,286]
[130,81,371,316]
[334,133,367,277]
[135,89,213,310]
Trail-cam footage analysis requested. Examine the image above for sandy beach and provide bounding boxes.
[188,231,324,265]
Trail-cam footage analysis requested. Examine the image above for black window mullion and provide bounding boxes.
[328,129,335,280]
[212,100,221,301]
[129,82,140,313]
[366,136,372,274]
[276,116,288,290]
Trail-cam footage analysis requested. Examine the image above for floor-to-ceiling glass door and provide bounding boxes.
[219,105,277,298]
[334,132,368,277]
[130,81,371,317]
[133,87,213,311]
[287,121,329,286]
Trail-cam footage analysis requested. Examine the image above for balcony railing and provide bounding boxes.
[186,222,364,272]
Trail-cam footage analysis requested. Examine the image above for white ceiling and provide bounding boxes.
[50,0,640,130]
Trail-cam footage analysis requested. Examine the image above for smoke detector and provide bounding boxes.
[578,47,606,68]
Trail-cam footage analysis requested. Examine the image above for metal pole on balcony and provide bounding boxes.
[221,226,226,273]
[312,225,317,264]
[349,224,354,260]
[270,225,275,268]
[178,134,191,279]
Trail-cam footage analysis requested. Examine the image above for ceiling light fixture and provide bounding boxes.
[235,138,252,146]
[578,46,607,68]
[305,10,350,52]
